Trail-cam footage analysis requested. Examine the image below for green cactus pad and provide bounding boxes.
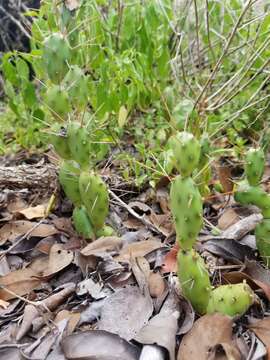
[235,182,270,218]
[255,220,270,267]
[245,148,265,186]
[45,85,70,119]
[170,176,203,249]
[169,131,201,177]
[59,160,81,206]
[43,33,71,84]
[96,225,116,238]
[72,206,95,240]
[63,66,88,109]
[207,282,254,317]
[79,171,109,231]
[177,249,211,314]
[49,123,71,159]
[67,122,90,169]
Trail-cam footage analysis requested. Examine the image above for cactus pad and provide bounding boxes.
[170,176,203,249]
[207,282,254,317]
[169,132,201,177]
[72,206,95,240]
[63,66,88,109]
[255,220,270,267]
[43,33,71,84]
[45,85,70,119]
[79,171,109,231]
[245,148,265,186]
[96,225,116,238]
[177,249,211,314]
[59,161,81,206]
[49,123,71,159]
[235,182,270,218]
[67,122,90,169]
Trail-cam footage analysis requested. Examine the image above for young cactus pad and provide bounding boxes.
[59,161,81,206]
[245,148,265,186]
[177,249,211,314]
[255,219,270,267]
[63,65,88,109]
[49,123,71,159]
[207,282,254,317]
[79,172,109,231]
[169,132,201,178]
[45,85,70,119]
[72,206,95,240]
[170,176,203,249]
[43,33,71,84]
[67,122,91,169]
[234,182,270,218]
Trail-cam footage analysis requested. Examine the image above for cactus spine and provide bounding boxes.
[235,147,270,267]
[169,131,255,315]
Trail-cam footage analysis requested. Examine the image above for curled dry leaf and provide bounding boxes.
[116,239,165,262]
[218,208,239,231]
[148,271,166,298]
[249,317,270,358]
[18,204,46,219]
[0,220,58,245]
[80,236,123,256]
[98,285,153,341]
[41,244,74,277]
[55,310,80,335]
[16,284,76,341]
[177,314,240,360]
[0,256,48,301]
[135,292,180,360]
[61,330,140,360]
[161,243,179,274]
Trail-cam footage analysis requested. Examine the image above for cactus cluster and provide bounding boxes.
[235,148,270,266]
[169,131,255,316]
[50,122,111,241]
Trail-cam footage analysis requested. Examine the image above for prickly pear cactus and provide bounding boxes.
[170,176,203,249]
[255,219,270,267]
[79,171,109,231]
[67,122,90,169]
[63,66,88,110]
[177,249,211,314]
[45,85,70,119]
[207,282,254,317]
[49,123,71,159]
[169,131,201,177]
[59,160,81,206]
[235,182,270,218]
[245,148,265,186]
[43,33,71,84]
[96,225,115,238]
[72,206,95,240]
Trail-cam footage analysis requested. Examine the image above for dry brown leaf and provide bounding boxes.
[7,197,27,213]
[0,299,9,309]
[19,205,46,219]
[81,236,123,256]
[116,240,164,262]
[249,317,270,359]
[41,244,74,277]
[216,163,233,193]
[161,243,179,273]
[149,213,173,237]
[0,221,58,245]
[177,314,240,360]
[223,271,270,301]
[55,310,80,335]
[156,188,170,214]
[218,208,239,230]
[0,256,48,301]
[148,271,166,298]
